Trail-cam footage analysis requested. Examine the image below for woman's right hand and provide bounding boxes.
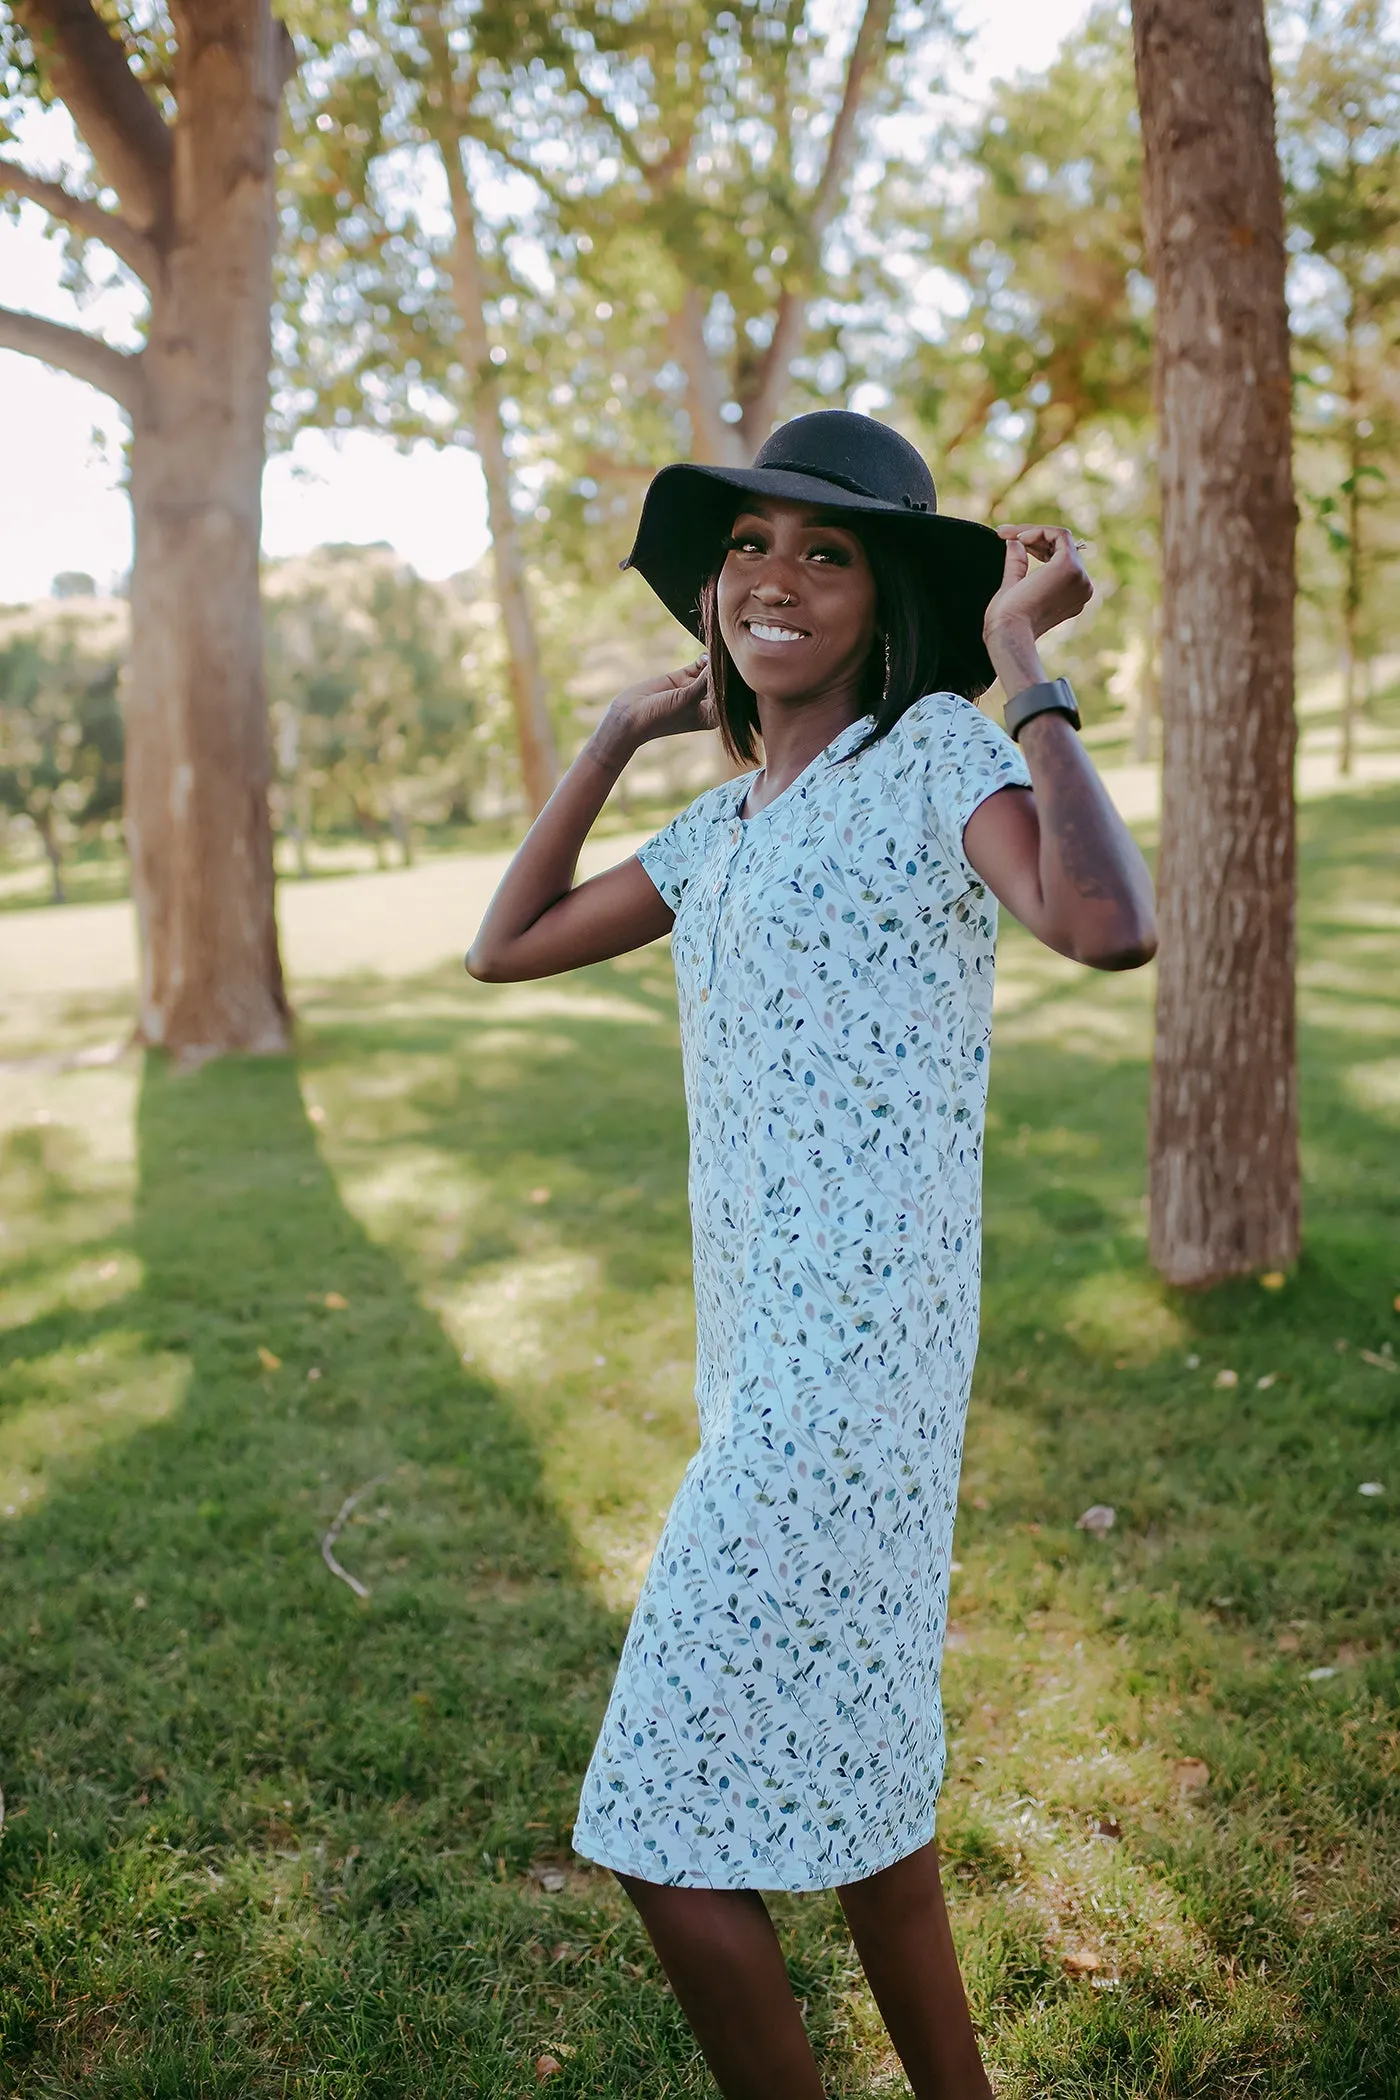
[470,659,708,983]
[607,657,714,747]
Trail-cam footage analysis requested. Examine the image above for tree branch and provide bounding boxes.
[558,56,691,192]
[806,0,895,243]
[0,155,158,282]
[984,410,1081,520]
[271,15,297,95]
[0,303,145,415]
[458,121,570,211]
[15,0,172,233]
[572,77,652,181]
[668,284,744,464]
[937,377,999,464]
[739,0,895,453]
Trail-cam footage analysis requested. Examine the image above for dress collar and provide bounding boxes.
[723,712,873,821]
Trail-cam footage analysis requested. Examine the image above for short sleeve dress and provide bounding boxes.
[572,691,1031,1892]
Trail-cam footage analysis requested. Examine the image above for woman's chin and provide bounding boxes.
[732,647,829,698]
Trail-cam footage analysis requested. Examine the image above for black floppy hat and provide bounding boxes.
[622,409,1007,692]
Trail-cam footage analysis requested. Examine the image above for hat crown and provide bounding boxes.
[752,410,938,514]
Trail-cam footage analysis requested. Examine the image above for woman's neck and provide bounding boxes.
[748,682,867,812]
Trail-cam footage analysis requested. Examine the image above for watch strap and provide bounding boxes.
[1003,676,1081,742]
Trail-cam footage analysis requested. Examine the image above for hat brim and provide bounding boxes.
[622,461,1006,694]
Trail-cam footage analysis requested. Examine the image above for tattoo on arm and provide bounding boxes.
[586,713,641,777]
[1024,723,1119,902]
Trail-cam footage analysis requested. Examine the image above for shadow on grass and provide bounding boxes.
[2,782,1398,2099]
[0,1053,716,2098]
[288,937,1400,2094]
[969,1020,1399,2096]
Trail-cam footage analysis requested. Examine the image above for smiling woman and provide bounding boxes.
[707,505,881,763]
[464,407,1156,2100]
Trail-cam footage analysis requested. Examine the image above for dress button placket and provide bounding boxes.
[702,816,749,1001]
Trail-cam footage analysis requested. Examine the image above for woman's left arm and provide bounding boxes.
[963,525,1158,972]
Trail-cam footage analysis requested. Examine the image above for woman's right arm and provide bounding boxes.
[465,658,710,983]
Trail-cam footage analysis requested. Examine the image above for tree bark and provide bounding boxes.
[19,0,174,232]
[0,303,144,411]
[1131,0,1300,1286]
[669,284,745,466]
[123,0,292,1056]
[9,0,293,1060]
[0,154,157,278]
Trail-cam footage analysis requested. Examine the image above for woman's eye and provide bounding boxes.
[807,544,850,565]
[723,532,766,555]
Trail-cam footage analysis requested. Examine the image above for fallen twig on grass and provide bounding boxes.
[321,1475,389,1600]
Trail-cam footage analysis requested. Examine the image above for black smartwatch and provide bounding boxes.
[1003,676,1081,742]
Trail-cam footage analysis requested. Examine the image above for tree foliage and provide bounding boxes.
[908,4,1150,511]
[279,1,958,578]
[1278,0,1400,763]
[0,614,124,901]
[263,546,489,864]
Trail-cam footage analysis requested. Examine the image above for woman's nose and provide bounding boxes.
[752,571,798,605]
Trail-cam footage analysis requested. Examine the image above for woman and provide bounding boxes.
[468,411,1155,2100]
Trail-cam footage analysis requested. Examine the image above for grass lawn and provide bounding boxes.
[1,783,1397,2098]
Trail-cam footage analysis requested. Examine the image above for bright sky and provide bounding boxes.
[0,0,1093,604]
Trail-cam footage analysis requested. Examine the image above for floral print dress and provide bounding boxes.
[572,691,1031,1891]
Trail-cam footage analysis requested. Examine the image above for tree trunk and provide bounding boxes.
[426,72,559,819]
[735,0,895,457]
[1339,625,1358,778]
[1339,310,1362,778]
[669,285,745,466]
[1131,0,1300,1287]
[36,809,66,904]
[123,0,291,1059]
[1129,598,1160,763]
[656,0,894,470]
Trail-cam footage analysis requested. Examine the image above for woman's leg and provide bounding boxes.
[616,1872,827,2100]
[837,1841,994,2100]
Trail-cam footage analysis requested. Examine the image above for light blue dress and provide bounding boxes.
[572,693,1031,1890]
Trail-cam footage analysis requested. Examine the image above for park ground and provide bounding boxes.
[0,762,1397,2097]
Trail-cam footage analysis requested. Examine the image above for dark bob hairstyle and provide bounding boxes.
[698,511,994,769]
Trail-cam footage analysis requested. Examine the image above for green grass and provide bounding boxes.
[1,786,1398,2097]
[0,800,703,913]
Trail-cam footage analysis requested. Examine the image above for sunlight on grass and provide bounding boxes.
[1,785,1397,2095]
[487,982,671,1028]
[1063,1270,1186,1365]
[446,1250,604,1381]
[432,1235,699,1611]
[0,1336,189,1516]
[1342,1056,1400,1121]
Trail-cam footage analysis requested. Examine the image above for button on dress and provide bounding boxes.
[572,692,1031,1891]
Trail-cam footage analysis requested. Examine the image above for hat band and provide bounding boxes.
[758,459,879,499]
[758,460,929,511]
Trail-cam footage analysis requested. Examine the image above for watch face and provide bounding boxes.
[1005,681,1079,740]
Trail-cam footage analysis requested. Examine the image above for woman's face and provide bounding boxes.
[716,498,879,703]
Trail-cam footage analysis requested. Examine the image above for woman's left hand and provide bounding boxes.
[983,524,1092,643]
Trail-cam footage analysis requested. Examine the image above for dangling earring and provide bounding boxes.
[881,632,892,702]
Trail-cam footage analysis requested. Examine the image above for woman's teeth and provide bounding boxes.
[748,622,806,643]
